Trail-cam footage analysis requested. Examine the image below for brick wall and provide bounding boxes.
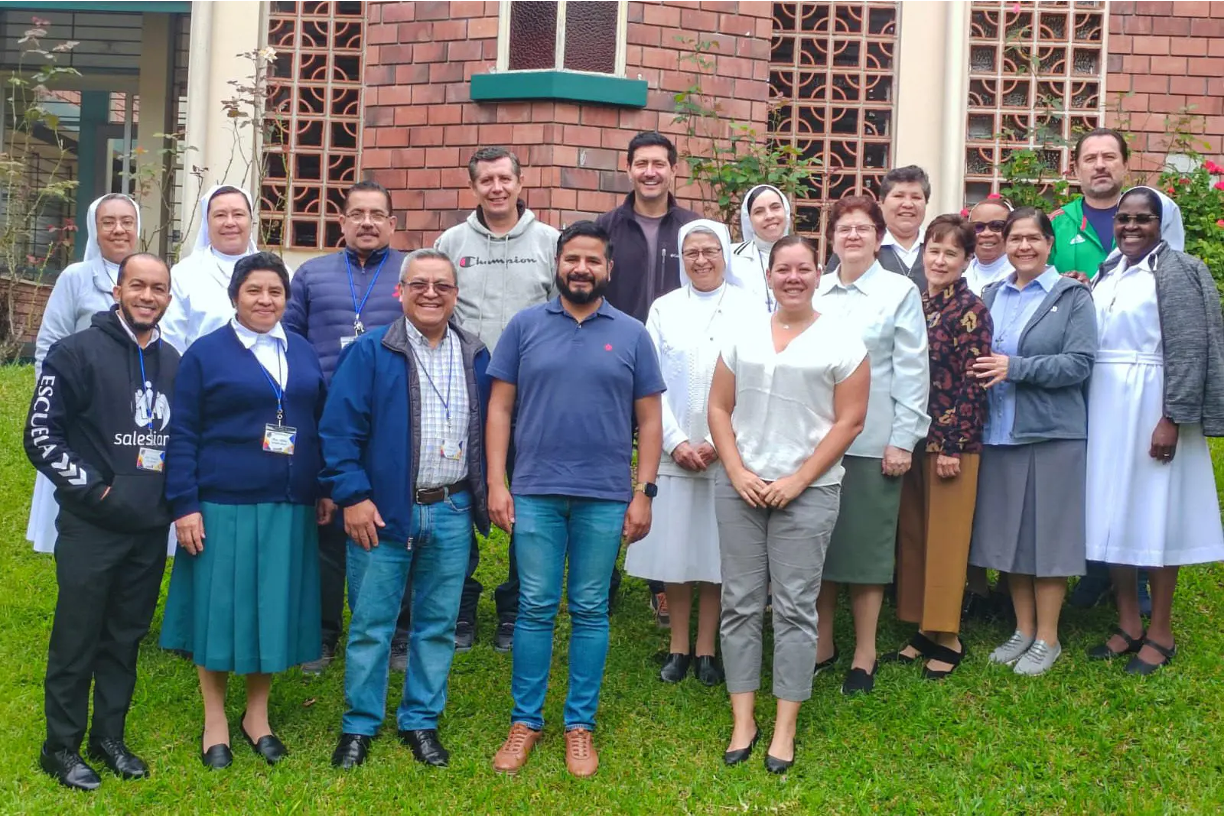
[1105,1,1224,179]
[361,1,772,250]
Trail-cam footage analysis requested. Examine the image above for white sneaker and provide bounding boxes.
[989,630,1035,666]
[1013,639,1062,676]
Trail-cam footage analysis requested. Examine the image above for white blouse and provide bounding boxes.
[965,254,1014,297]
[814,259,931,457]
[647,282,759,479]
[231,318,289,389]
[163,248,248,352]
[721,312,867,487]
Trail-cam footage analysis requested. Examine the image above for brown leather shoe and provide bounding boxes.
[492,723,541,774]
[564,728,598,777]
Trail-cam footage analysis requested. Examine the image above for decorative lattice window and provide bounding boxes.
[964,0,1105,203]
[498,1,627,75]
[768,2,899,259]
[262,0,365,250]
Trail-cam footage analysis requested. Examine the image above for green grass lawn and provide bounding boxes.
[2,362,1223,814]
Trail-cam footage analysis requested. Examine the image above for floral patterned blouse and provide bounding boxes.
[922,277,993,456]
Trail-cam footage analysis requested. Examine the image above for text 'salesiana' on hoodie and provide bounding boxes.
[434,202,559,354]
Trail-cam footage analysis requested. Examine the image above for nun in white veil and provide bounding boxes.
[27,194,142,553]
[1102,186,1186,262]
[729,184,792,314]
[161,184,260,353]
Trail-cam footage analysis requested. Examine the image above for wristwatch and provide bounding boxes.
[635,481,658,499]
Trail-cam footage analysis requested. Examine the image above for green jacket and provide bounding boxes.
[1050,197,1113,278]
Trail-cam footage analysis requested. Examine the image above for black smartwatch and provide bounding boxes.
[635,481,658,499]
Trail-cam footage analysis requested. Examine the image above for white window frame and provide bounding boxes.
[496,0,628,77]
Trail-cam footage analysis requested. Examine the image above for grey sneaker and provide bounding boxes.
[989,630,1035,666]
[301,641,336,675]
[1014,639,1062,676]
[389,640,408,673]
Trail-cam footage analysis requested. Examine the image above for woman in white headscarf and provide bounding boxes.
[27,194,140,553]
[161,185,260,353]
[730,184,792,313]
[627,219,758,686]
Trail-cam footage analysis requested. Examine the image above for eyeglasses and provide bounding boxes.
[833,224,877,237]
[99,217,137,231]
[1114,213,1158,226]
[973,220,1007,234]
[346,210,391,224]
[404,280,456,295]
[682,247,724,261]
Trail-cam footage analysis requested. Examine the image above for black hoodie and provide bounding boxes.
[26,308,181,533]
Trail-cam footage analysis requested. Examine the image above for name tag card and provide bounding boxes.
[441,438,464,461]
[263,424,298,456]
[340,336,358,349]
[137,447,165,472]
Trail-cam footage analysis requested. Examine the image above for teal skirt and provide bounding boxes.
[160,502,321,674]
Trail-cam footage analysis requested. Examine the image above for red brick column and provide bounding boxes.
[1105,1,1224,179]
[361,1,772,250]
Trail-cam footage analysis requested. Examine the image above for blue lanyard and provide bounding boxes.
[136,341,159,430]
[345,251,388,333]
[250,344,286,424]
[411,332,455,423]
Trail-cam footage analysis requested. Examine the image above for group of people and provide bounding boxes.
[23,127,1224,791]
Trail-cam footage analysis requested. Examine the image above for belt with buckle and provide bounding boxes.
[414,481,467,505]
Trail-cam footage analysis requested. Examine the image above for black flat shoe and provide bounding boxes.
[40,744,101,791]
[765,751,795,774]
[813,645,839,677]
[722,726,760,766]
[331,733,371,769]
[1087,626,1145,660]
[200,733,233,771]
[399,729,450,767]
[1125,638,1176,676]
[881,632,938,665]
[922,641,968,681]
[841,661,878,696]
[693,655,724,686]
[87,737,149,779]
[240,713,288,765]
[659,652,691,683]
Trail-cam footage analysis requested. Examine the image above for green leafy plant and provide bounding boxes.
[1153,110,1224,294]
[671,37,818,235]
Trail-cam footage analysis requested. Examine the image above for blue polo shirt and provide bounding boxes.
[488,296,666,502]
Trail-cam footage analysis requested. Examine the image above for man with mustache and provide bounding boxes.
[436,146,559,653]
[26,253,180,790]
[487,221,664,777]
[596,131,699,625]
[284,180,408,674]
[1051,128,1130,282]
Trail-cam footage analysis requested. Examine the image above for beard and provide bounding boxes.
[120,301,161,333]
[556,271,609,305]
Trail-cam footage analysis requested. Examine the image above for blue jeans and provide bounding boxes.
[342,490,473,735]
[510,495,627,732]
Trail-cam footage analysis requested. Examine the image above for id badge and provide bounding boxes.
[136,447,165,472]
[263,424,298,455]
[441,438,463,461]
[340,335,358,349]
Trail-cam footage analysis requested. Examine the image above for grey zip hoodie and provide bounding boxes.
[434,203,559,353]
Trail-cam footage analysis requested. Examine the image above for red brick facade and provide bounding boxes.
[1105,1,1224,178]
[360,1,771,250]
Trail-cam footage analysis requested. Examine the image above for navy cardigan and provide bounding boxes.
[165,324,327,518]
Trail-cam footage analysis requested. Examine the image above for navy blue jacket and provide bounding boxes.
[166,324,327,518]
[320,318,492,543]
[595,193,700,323]
[284,245,406,382]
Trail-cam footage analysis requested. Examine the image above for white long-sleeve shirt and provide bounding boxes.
[814,259,931,456]
[34,259,120,378]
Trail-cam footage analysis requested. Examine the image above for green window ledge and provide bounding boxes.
[470,70,648,108]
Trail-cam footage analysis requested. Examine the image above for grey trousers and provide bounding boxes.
[715,477,840,702]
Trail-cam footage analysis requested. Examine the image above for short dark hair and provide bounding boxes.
[1073,127,1129,163]
[627,131,677,167]
[229,251,291,302]
[923,214,976,258]
[207,185,252,216]
[556,220,613,262]
[467,147,521,181]
[767,234,820,270]
[1002,207,1056,243]
[879,165,931,201]
[116,252,169,285]
[1119,186,1162,220]
[826,195,887,244]
[344,180,393,213]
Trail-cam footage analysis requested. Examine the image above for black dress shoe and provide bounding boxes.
[813,645,840,677]
[659,652,691,683]
[722,727,760,766]
[240,715,288,765]
[332,733,372,769]
[40,744,101,791]
[841,661,878,696]
[765,751,795,774]
[693,655,725,686]
[87,737,149,779]
[399,728,450,767]
[200,735,233,771]
[493,621,515,653]
[454,621,475,653]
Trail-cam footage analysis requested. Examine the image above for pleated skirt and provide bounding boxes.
[160,502,321,674]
